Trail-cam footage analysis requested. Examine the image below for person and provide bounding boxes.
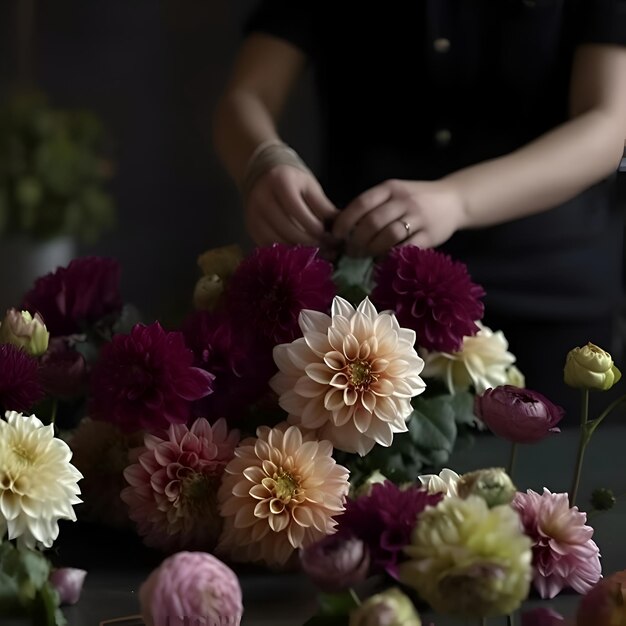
[212,0,626,416]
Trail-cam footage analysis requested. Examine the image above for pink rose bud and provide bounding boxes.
[474,385,564,444]
[140,551,243,626]
[49,568,87,605]
[300,534,370,592]
[577,569,626,626]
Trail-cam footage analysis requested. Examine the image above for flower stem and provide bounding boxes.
[507,442,518,480]
[348,587,362,607]
[508,613,515,626]
[569,389,590,507]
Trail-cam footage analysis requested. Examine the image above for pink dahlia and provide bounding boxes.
[271,296,425,455]
[139,551,243,626]
[226,243,335,345]
[121,417,239,552]
[182,310,275,421]
[338,480,442,579]
[217,423,350,567]
[371,245,485,353]
[0,343,44,412]
[512,488,602,599]
[21,256,123,337]
[89,322,214,433]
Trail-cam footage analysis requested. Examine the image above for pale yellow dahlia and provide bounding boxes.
[217,423,350,567]
[0,411,82,549]
[421,322,515,395]
[400,496,532,618]
[271,297,426,455]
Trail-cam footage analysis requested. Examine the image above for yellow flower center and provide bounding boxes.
[274,471,300,502]
[10,443,35,467]
[348,360,377,390]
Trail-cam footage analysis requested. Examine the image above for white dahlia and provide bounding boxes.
[270,297,426,455]
[421,322,515,395]
[0,411,82,549]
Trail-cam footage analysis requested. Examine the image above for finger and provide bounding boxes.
[269,193,321,245]
[274,183,326,237]
[346,200,408,256]
[248,219,289,246]
[302,185,340,221]
[366,216,420,257]
[403,230,432,249]
[248,198,319,246]
[332,184,392,239]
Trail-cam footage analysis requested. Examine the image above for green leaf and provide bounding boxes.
[409,396,458,465]
[448,390,478,426]
[333,255,374,304]
[33,583,67,626]
[318,590,360,615]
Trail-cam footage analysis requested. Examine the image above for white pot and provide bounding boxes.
[0,235,76,314]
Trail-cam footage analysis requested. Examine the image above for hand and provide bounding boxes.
[245,164,340,249]
[332,179,468,257]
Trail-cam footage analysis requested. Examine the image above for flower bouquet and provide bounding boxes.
[1,243,624,626]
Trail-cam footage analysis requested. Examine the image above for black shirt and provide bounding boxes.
[245,0,626,322]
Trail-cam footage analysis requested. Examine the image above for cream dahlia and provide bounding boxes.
[270,297,426,455]
[217,423,350,567]
[400,496,532,618]
[121,417,239,552]
[0,411,82,549]
[421,322,515,395]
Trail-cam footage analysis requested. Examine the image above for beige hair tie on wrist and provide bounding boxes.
[241,140,312,199]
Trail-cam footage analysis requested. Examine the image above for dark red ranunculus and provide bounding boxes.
[38,338,88,400]
[89,322,214,433]
[226,244,335,346]
[474,385,564,444]
[0,343,44,412]
[21,256,123,336]
[337,480,442,579]
[371,245,485,353]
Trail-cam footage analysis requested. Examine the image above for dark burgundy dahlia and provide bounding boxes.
[371,246,485,353]
[337,480,442,579]
[226,244,335,345]
[0,343,44,412]
[89,322,214,433]
[22,256,123,337]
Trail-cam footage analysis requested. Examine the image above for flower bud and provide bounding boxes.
[590,488,616,512]
[49,568,87,605]
[300,534,370,593]
[457,468,516,508]
[192,274,225,311]
[577,569,626,626]
[38,338,87,399]
[349,588,421,626]
[475,385,564,444]
[197,244,244,278]
[354,470,388,498]
[0,309,49,356]
[564,343,621,391]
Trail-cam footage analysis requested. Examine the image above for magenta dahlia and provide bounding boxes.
[121,418,239,552]
[512,488,602,599]
[89,322,215,433]
[337,480,442,579]
[371,246,485,353]
[226,244,335,345]
[22,256,123,337]
[0,343,44,412]
[182,310,275,421]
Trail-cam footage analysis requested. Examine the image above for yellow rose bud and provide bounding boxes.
[506,365,526,388]
[353,470,388,498]
[197,244,244,279]
[0,309,50,356]
[192,274,225,311]
[349,588,421,626]
[564,343,622,391]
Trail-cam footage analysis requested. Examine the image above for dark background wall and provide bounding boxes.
[0,0,319,324]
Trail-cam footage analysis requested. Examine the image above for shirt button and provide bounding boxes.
[434,128,452,147]
[433,38,451,53]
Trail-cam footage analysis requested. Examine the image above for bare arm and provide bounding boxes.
[447,44,626,228]
[333,44,626,256]
[213,33,339,247]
